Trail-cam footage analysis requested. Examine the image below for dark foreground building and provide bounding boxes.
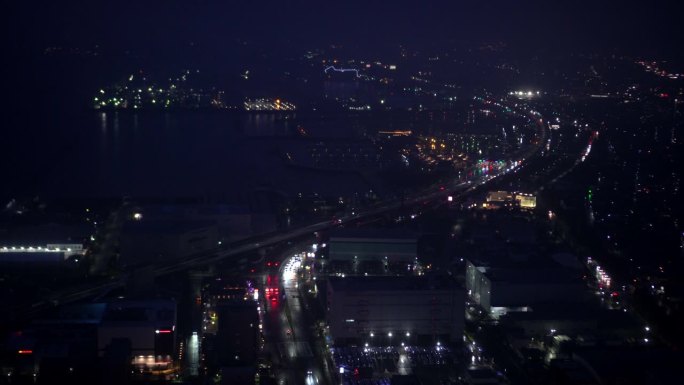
[3,298,177,384]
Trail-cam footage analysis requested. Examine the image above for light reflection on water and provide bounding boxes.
[2,106,524,199]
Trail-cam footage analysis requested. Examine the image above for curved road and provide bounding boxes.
[15,97,549,318]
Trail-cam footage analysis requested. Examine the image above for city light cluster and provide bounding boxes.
[636,60,682,79]
[244,98,296,111]
[0,245,77,253]
[588,257,612,289]
[93,70,226,110]
[509,90,541,98]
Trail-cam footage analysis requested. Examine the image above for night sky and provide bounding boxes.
[3,1,682,115]
[5,1,684,57]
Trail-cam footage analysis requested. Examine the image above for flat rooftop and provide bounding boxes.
[328,275,457,292]
[466,249,580,272]
[485,267,582,285]
[330,228,417,242]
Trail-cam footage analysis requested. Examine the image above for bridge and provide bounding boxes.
[10,97,549,319]
[324,65,360,78]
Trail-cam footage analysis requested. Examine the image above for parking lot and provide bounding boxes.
[341,378,391,385]
[332,345,458,383]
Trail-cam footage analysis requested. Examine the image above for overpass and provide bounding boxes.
[11,97,549,318]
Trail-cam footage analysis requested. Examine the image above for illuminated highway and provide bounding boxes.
[10,97,550,323]
[258,255,327,385]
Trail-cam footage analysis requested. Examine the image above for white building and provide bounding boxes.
[465,259,586,318]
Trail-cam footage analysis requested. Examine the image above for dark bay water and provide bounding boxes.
[1,109,396,200]
[2,110,300,199]
[1,104,496,200]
